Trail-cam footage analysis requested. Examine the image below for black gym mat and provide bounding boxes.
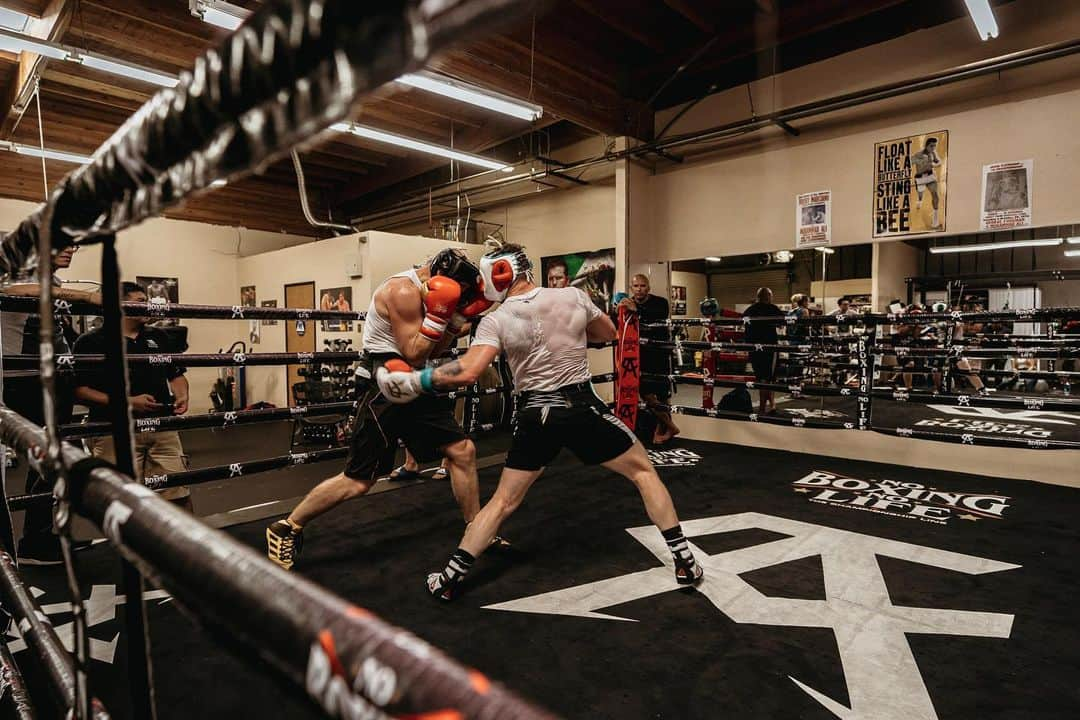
[13,440,1080,719]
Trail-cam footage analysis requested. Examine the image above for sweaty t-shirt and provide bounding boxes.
[473,287,602,392]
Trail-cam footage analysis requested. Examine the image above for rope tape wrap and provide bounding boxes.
[0,551,105,718]
[0,639,36,720]
[0,404,557,719]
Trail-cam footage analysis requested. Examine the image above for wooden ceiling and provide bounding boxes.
[0,0,985,237]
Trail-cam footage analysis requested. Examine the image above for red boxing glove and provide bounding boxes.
[449,296,495,334]
[421,276,462,341]
[459,296,494,318]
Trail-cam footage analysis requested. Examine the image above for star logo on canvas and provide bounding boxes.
[7,584,172,665]
[486,513,1018,720]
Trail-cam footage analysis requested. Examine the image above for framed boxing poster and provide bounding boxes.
[540,248,615,314]
[981,159,1033,231]
[795,190,831,248]
[319,286,354,332]
[872,130,948,238]
[261,300,278,326]
[137,275,180,327]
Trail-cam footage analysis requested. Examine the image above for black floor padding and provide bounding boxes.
[12,439,1080,719]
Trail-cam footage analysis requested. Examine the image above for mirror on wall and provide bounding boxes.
[658,227,1080,446]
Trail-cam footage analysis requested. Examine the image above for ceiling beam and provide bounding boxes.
[433,38,652,140]
[640,0,910,85]
[569,0,667,53]
[333,116,561,219]
[0,1,49,18]
[0,0,71,140]
[661,0,714,34]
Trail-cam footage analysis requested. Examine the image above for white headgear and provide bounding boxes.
[479,246,532,302]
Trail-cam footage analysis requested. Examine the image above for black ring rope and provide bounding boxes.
[0,405,556,719]
[0,638,36,720]
[0,296,367,322]
[0,551,109,718]
[650,307,1080,327]
[0,1,554,718]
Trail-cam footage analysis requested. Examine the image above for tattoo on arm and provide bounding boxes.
[432,360,464,389]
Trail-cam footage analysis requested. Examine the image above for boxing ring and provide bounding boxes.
[0,2,558,718]
[0,1,1076,717]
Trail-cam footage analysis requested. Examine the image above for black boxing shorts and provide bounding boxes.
[343,353,466,482]
[504,382,636,471]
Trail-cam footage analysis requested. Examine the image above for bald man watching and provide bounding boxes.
[619,274,680,444]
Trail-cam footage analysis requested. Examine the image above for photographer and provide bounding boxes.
[73,281,192,509]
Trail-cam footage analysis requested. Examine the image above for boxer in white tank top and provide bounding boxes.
[266,249,502,570]
[375,243,704,600]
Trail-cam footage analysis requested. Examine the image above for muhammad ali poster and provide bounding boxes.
[795,189,831,248]
[981,159,1033,231]
[872,130,948,238]
[136,275,180,327]
[540,248,615,313]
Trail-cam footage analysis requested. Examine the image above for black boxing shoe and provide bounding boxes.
[427,571,459,602]
[266,520,303,570]
[675,560,704,586]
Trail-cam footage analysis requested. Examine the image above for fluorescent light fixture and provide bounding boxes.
[190,4,543,122]
[929,238,1063,254]
[1064,249,1080,258]
[0,26,70,60]
[79,53,178,87]
[397,71,542,122]
[963,0,999,40]
[332,122,512,172]
[1,141,91,164]
[1067,237,1080,245]
[705,256,722,262]
[0,8,29,32]
[0,27,177,87]
[190,0,246,30]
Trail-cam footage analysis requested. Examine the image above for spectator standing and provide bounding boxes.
[73,282,193,510]
[1,245,101,564]
[619,274,679,443]
[742,287,783,415]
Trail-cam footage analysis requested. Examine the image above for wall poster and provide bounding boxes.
[261,300,279,326]
[320,286,354,332]
[873,130,948,238]
[795,190,831,248]
[136,275,180,327]
[540,248,616,314]
[981,159,1033,231]
[240,285,258,344]
[670,285,687,316]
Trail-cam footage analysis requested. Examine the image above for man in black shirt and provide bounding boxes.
[742,287,783,415]
[1,245,101,563]
[620,274,679,443]
[73,282,192,509]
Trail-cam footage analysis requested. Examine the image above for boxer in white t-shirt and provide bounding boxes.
[377,243,703,601]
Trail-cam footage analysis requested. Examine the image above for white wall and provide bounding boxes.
[0,198,311,413]
[873,241,921,310]
[643,0,1080,264]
